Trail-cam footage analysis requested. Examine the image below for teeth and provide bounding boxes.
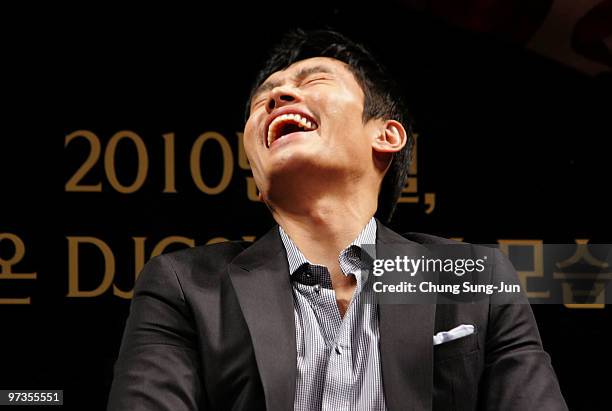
[266,112,318,147]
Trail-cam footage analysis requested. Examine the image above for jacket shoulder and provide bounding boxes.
[401,232,463,245]
[158,240,252,272]
[136,241,253,289]
[401,232,500,260]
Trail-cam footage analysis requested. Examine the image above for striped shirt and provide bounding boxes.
[279,217,386,411]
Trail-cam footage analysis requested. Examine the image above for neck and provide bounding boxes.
[270,185,378,318]
[270,190,377,267]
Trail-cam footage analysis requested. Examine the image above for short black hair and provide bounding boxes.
[246,28,414,223]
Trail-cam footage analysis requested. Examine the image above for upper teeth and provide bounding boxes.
[267,113,317,147]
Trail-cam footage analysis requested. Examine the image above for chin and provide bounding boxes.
[269,147,321,170]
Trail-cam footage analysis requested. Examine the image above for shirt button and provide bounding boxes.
[305,271,312,279]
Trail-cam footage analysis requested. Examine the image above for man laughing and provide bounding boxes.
[108,29,567,410]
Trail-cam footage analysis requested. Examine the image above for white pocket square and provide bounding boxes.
[433,324,475,346]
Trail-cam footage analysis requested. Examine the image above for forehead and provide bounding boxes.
[252,57,360,99]
[266,56,351,82]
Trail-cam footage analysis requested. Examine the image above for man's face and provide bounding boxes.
[243,57,381,203]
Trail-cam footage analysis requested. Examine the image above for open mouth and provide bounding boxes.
[266,113,318,148]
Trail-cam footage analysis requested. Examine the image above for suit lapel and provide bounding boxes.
[228,226,296,411]
[376,220,436,410]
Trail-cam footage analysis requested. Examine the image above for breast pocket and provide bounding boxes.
[433,329,480,364]
[433,330,482,411]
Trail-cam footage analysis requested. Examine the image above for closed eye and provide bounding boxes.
[302,76,332,86]
[251,97,267,111]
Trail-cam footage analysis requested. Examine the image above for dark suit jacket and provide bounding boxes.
[107,220,567,410]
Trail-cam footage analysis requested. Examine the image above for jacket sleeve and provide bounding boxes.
[478,249,567,411]
[106,254,203,411]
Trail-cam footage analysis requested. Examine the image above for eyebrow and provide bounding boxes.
[251,65,333,102]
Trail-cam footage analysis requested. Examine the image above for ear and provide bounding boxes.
[372,120,407,154]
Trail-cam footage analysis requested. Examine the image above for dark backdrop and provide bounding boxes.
[2,2,611,410]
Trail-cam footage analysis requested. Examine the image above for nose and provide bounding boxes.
[266,85,300,113]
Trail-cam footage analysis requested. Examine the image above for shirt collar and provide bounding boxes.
[278,217,377,276]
